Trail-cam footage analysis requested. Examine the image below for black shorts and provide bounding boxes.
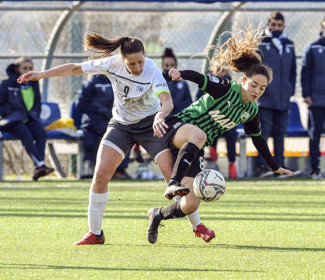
[163,116,205,178]
[102,114,169,162]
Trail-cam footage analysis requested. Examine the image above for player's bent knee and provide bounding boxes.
[190,128,207,147]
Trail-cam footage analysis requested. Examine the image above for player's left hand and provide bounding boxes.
[153,112,168,138]
[274,167,294,175]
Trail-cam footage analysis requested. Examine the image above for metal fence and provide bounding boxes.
[0,1,324,177]
[1,1,324,117]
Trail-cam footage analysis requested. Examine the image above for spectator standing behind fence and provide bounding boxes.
[256,11,298,178]
[162,48,192,117]
[196,68,238,178]
[0,57,54,180]
[76,74,131,180]
[301,17,325,180]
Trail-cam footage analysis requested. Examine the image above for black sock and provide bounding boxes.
[169,142,200,186]
[159,201,186,220]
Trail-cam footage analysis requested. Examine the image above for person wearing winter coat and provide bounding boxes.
[0,57,54,180]
[301,17,325,179]
[256,11,298,178]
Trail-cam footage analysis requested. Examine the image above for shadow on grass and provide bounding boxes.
[0,196,164,205]
[222,244,325,252]
[1,209,325,222]
[1,211,325,222]
[0,262,260,273]
[119,243,325,252]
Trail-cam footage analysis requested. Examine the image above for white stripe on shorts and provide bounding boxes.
[101,140,126,159]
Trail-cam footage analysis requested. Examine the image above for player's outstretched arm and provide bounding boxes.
[17,63,83,84]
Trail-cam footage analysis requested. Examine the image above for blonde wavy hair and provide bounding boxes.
[208,22,273,83]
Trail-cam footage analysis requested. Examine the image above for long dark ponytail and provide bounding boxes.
[84,32,145,59]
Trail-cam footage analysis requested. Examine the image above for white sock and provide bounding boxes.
[186,210,201,229]
[88,191,109,235]
[174,195,201,229]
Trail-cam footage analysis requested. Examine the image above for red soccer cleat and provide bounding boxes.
[208,146,218,162]
[194,224,215,242]
[74,230,105,246]
[228,162,238,179]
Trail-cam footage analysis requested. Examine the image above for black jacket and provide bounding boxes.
[163,71,192,118]
[0,63,41,130]
[301,37,325,107]
[76,74,114,135]
[257,36,297,111]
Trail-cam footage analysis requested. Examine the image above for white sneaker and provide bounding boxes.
[259,170,274,178]
[311,172,323,180]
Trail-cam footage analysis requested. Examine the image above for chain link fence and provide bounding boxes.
[0,1,324,177]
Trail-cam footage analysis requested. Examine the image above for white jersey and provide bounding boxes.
[81,55,170,125]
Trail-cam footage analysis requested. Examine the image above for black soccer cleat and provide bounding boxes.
[33,165,54,181]
[163,182,190,200]
[147,208,162,244]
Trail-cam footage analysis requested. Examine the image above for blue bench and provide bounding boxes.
[235,102,309,177]
[286,101,308,137]
[0,102,84,180]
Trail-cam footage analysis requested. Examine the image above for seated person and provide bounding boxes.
[0,57,54,180]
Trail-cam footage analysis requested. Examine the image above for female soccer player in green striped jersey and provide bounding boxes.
[147,24,294,244]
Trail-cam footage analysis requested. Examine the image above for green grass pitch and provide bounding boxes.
[0,179,324,280]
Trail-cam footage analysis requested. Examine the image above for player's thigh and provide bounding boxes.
[101,120,135,159]
[172,124,205,149]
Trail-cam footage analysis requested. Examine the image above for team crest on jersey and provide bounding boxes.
[241,112,250,121]
[136,85,145,93]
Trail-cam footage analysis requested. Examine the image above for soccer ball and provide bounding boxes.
[193,169,226,202]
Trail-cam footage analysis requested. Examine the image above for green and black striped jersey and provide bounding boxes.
[171,70,279,171]
[176,74,260,146]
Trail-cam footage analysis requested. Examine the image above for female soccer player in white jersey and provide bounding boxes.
[147,25,294,244]
[18,33,214,245]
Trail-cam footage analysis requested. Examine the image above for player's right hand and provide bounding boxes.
[17,71,41,83]
[168,68,183,81]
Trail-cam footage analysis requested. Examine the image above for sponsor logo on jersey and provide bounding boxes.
[173,122,182,129]
[240,112,250,121]
[154,82,167,88]
[209,109,236,129]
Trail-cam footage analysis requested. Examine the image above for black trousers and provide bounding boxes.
[308,107,325,171]
[2,119,46,166]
